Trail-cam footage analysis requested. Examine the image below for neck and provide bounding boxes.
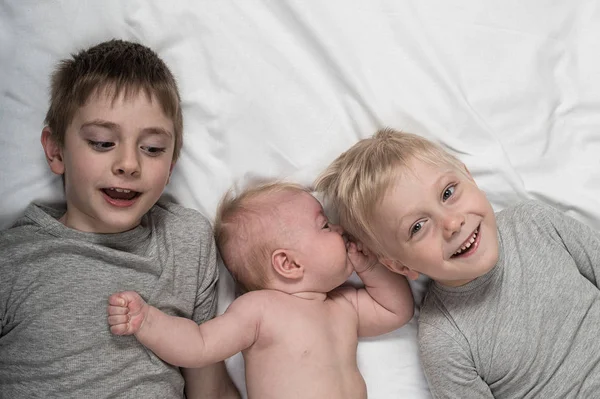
[290,291,328,301]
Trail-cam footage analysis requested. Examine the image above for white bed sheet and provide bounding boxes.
[2,1,600,398]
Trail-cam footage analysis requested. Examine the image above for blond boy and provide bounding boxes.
[0,40,238,398]
[108,181,414,399]
[316,128,600,398]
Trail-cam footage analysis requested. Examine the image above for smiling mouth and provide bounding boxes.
[102,187,140,201]
[451,226,480,258]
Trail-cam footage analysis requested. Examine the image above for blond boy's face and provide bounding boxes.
[42,89,175,233]
[376,158,499,287]
[278,191,354,291]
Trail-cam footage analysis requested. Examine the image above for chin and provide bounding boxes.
[100,217,142,233]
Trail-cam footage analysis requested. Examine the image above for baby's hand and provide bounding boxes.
[347,239,379,274]
[107,291,149,335]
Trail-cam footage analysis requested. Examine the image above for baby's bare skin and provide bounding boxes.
[107,191,414,398]
[242,290,366,399]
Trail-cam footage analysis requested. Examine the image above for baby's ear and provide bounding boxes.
[41,127,65,175]
[271,249,303,280]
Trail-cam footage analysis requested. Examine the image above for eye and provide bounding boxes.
[141,146,167,156]
[410,221,424,237]
[442,185,456,202]
[322,222,330,230]
[88,140,114,151]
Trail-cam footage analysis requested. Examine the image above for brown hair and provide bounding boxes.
[214,181,311,292]
[44,39,183,161]
[315,128,466,257]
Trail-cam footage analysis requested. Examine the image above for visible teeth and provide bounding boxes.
[109,188,131,193]
[453,228,479,256]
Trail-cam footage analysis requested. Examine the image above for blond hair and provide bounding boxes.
[44,39,183,161]
[214,180,311,292]
[314,128,465,257]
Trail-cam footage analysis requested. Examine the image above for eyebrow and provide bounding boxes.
[80,119,173,137]
[81,119,119,131]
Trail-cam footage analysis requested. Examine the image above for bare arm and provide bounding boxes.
[107,291,259,368]
[182,362,241,399]
[338,242,414,337]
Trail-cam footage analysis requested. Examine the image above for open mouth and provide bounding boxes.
[102,187,141,201]
[451,226,480,258]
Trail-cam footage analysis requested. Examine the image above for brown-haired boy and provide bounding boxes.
[107,181,414,399]
[316,128,600,398]
[0,39,239,398]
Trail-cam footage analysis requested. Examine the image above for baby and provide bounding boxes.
[107,181,414,399]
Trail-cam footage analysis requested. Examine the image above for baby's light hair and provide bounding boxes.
[315,128,466,258]
[214,180,312,292]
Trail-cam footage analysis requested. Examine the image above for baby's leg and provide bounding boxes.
[107,291,149,335]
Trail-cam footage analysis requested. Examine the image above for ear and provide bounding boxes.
[379,257,420,281]
[271,249,303,280]
[166,161,176,185]
[41,127,65,175]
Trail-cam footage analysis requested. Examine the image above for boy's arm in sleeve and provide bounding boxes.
[337,241,414,337]
[536,201,600,286]
[419,321,494,399]
[182,362,240,399]
[182,225,241,396]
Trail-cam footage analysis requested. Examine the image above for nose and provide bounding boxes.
[112,146,141,177]
[442,211,465,239]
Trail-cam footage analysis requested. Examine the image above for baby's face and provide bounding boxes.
[375,158,499,287]
[278,191,353,290]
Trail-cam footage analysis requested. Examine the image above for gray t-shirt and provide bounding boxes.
[419,200,600,399]
[0,201,218,398]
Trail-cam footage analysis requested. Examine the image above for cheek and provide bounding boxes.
[63,155,92,183]
[148,160,173,183]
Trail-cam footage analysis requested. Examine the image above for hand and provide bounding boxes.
[347,239,379,273]
[107,291,149,335]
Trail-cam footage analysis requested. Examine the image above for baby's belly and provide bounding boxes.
[243,345,367,399]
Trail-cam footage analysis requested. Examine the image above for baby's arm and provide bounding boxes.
[107,291,259,368]
[338,242,414,337]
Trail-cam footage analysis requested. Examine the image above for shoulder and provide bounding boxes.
[329,285,358,307]
[1,204,50,244]
[497,199,553,219]
[418,295,470,357]
[419,290,464,339]
[418,290,447,329]
[226,290,285,315]
[150,200,212,231]
[496,199,562,229]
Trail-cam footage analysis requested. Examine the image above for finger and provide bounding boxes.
[108,314,130,326]
[108,294,127,307]
[348,242,357,253]
[107,305,129,315]
[110,324,129,336]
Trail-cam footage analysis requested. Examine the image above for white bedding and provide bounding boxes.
[2,1,600,398]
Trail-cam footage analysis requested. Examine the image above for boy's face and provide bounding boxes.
[42,90,175,233]
[278,191,354,291]
[376,158,499,287]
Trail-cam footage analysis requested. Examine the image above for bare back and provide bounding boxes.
[242,290,366,399]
